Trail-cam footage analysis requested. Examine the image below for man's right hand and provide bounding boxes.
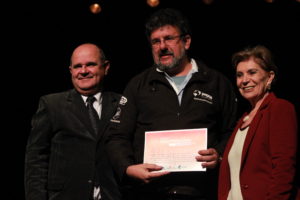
[126,163,170,184]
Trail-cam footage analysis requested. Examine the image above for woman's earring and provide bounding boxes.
[267,84,271,91]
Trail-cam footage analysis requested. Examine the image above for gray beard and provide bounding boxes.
[156,50,186,72]
[156,57,181,72]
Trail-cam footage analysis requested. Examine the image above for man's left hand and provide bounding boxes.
[196,148,219,169]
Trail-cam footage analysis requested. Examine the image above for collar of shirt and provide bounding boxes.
[82,92,102,105]
[157,58,198,94]
[155,59,198,105]
[81,92,102,118]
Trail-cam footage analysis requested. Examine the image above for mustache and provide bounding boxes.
[159,50,173,57]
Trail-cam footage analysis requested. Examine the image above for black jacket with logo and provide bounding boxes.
[107,60,237,199]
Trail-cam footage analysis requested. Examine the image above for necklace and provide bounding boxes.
[243,115,250,122]
[243,93,269,124]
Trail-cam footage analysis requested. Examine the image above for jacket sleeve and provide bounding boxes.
[215,76,238,156]
[105,79,138,183]
[24,97,53,200]
[267,100,298,200]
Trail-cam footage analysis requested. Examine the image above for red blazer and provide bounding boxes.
[218,93,298,200]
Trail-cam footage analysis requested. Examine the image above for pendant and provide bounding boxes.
[243,115,250,122]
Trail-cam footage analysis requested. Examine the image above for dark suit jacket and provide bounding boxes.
[25,89,122,200]
[218,93,298,200]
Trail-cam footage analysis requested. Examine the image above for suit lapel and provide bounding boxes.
[96,92,119,141]
[66,90,119,141]
[240,112,262,168]
[67,89,97,139]
[240,93,275,168]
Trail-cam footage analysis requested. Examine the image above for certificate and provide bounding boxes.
[143,128,207,172]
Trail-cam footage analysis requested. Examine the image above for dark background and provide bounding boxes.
[9,0,300,199]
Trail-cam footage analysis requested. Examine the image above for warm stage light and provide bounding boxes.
[202,0,214,5]
[147,0,160,7]
[90,3,102,14]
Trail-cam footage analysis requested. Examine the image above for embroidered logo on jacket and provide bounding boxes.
[193,90,213,104]
[119,96,127,106]
[110,96,127,123]
[111,107,121,123]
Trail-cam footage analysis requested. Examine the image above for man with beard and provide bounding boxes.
[106,8,237,200]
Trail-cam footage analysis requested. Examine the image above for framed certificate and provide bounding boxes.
[144,128,207,172]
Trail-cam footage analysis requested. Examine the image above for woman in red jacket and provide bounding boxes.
[218,45,298,200]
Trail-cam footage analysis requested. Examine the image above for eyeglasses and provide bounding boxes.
[150,35,183,48]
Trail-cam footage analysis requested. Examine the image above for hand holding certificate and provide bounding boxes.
[143,128,207,172]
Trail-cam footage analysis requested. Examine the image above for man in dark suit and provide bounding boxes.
[24,43,122,200]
